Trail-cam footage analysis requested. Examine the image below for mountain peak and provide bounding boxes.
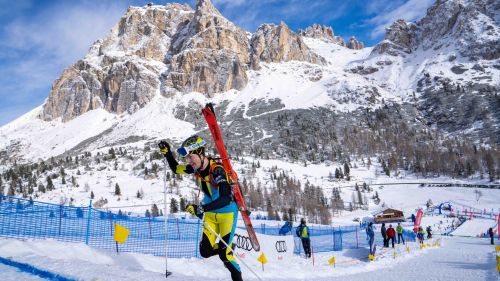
[195,0,222,16]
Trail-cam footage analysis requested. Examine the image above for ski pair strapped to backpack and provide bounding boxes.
[202,103,261,252]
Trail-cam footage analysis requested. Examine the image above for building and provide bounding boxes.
[374,208,405,223]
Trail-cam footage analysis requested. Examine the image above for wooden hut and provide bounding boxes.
[374,208,405,223]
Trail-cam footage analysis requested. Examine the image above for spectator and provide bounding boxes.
[387,224,396,248]
[366,222,375,255]
[296,218,311,258]
[279,221,293,235]
[418,227,425,244]
[488,227,494,245]
[381,223,388,247]
[396,223,405,244]
[426,226,432,239]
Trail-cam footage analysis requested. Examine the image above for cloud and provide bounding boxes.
[364,0,435,39]
[0,1,130,126]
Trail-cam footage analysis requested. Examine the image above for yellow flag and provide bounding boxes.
[368,254,375,261]
[114,223,130,244]
[419,244,425,250]
[496,245,500,252]
[427,243,431,247]
[257,253,268,265]
[496,255,500,263]
[393,251,397,259]
[328,257,336,265]
[406,246,410,252]
[497,261,500,273]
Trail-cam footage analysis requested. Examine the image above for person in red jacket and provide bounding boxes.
[387,224,396,248]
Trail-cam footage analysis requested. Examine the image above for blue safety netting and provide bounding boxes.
[0,196,415,258]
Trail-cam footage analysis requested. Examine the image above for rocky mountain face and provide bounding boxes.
[250,22,327,69]
[352,0,500,143]
[165,0,250,96]
[2,0,498,170]
[298,24,367,50]
[42,0,327,121]
[298,24,346,47]
[373,0,499,59]
[347,36,364,50]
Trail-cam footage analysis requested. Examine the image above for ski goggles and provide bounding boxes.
[176,139,207,158]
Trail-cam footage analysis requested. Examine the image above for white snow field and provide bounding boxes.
[0,236,498,281]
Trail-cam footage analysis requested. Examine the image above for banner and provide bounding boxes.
[414,209,423,232]
[232,228,294,263]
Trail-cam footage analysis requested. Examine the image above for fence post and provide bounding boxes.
[148,216,152,239]
[195,219,201,258]
[355,226,359,248]
[109,211,113,236]
[58,205,63,236]
[332,226,335,251]
[85,200,92,245]
[339,227,343,251]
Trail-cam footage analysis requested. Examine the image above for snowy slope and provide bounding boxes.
[0,236,496,281]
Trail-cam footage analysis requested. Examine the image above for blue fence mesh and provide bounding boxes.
[0,196,415,257]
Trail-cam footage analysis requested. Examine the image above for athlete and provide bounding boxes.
[159,135,242,281]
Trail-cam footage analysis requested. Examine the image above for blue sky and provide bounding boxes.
[0,0,435,126]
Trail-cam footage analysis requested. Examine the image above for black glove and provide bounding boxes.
[158,141,171,156]
[186,204,204,219]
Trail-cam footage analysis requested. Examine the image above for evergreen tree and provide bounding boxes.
[38,183,46,193]
[266,198,274,219]
[344,162,350,180]
[335,168,340,179]
[90,191,95,199]
[115,183,121,196]
[7,182,15,196]
[145,209,151,218]
[179,197,186,211]
[170,198,179,213]
[46,176,54,191]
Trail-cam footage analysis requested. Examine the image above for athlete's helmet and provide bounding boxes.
[177,135,206,157]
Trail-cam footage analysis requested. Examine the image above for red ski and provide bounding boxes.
[202,103,261,252]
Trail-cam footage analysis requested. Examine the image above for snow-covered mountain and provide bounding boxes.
[0,0,498,166]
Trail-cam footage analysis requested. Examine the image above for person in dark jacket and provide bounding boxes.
[386,224,396,248]
[488,227,494,245]
[426,226,432,239]
[296,218,311,258]
[381,223,388,247]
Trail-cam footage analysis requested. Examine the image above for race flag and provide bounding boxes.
[368,254,375,261]
[257,252,268,272]
[114,223,130,244]
[414,209,423,232]
[328,256,336,266]
[406,246,410,253]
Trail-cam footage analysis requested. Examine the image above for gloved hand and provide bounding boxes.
[186,204,204,219]
[158,141,171,156]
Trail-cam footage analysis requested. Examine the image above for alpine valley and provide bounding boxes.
[0,0,498,216]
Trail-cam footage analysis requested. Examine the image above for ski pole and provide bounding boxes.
[200,215,263,281]
[163,158,172,278]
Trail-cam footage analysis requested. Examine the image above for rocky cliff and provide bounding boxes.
[42,0,328,121]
